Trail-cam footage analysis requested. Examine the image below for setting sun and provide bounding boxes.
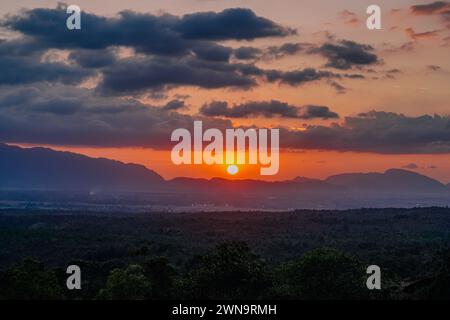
[227,165,239,175]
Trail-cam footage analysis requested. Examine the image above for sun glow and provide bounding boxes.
[226,165,239,175]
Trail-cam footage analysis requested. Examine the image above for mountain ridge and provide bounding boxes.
[0,143,163,191]
[0,144,448,205]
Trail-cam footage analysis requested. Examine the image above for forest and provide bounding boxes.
[1,207,450,299]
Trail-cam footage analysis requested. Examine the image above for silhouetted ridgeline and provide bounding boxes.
[0,143,449,209]
[0,144,163,191]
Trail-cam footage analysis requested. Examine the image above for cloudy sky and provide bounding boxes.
[0,1,449,182]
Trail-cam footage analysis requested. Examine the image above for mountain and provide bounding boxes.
[0,143,448,209]
[326,169,446,193]
[0,144,163,191]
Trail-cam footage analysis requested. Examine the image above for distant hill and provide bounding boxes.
[0,144,163,191]
[326,169,446,193]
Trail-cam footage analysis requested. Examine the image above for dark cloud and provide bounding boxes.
[410,2,450,28]
[310,40,379,70]
[1,8,187,55]
[265,67,364,89]
[299,105,340,119]
[0,6,369,94]
[98,56,257,94]
[0,84,231,149]
[0,56,92,85]
[266,42,304,58]
[161,99,189,111]
[175,8,295,40]
[192,43,232,62]
[233,46,263,60]
[265,68,336,85]
[199,100,339,119]
[233,43,305,61]
[1,6,292,55]
[0,6,306,92]
[280,111,450,154]
[411,2,450,15]
[68,49,117,68]
[0,38,43,56]
[1,85,448,154]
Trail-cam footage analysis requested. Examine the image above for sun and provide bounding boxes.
[226,165,239,175]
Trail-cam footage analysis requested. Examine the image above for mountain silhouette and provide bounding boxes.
[0,143,163,191]
[0,143,448,209]
[326,169,446,193]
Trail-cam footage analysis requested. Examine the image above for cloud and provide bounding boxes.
[427,65,443,71]
[405,28,441,41]
[0,6,313,93]
[192,43,232,62]
[280,111,450,154]
[2,8,186,55]
[265,42,304,58]
[175,8,295,40]
[265,67,364,88]
[382,41,416,53]
[1,6,292,56]
[0,84,231,149]
[339,10,360,26]
[410,2,450,27]
[384,68,403,79]
[233,46,263,60]
[0,86,448,155]
[161,99,189,111]
[199,100,339,119]
[0,6,368,94]
[68,49,117,68]
[233,42,305,61]
[0,55,93,85]
[411,1,450,15]
[0,38,44,56]
[309,40,379,70]
[326,80,347,94]
[98,56,257,94]
[97,57,365,94]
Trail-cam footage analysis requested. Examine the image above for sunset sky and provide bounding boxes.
[0,1,449,182]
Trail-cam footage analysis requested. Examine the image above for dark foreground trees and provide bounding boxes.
[182,241,272,299]
[98,264,151,300]
[0,258,63,299]
[0,241,446,300]
[274,248,368,299]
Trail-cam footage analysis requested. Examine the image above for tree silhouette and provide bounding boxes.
[184,241,271,299]
[277,248,367,299]
[0,258,63,300]
[143,257,177,299]
[98,264,151,300]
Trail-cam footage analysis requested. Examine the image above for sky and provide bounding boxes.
[0,1,449,182]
